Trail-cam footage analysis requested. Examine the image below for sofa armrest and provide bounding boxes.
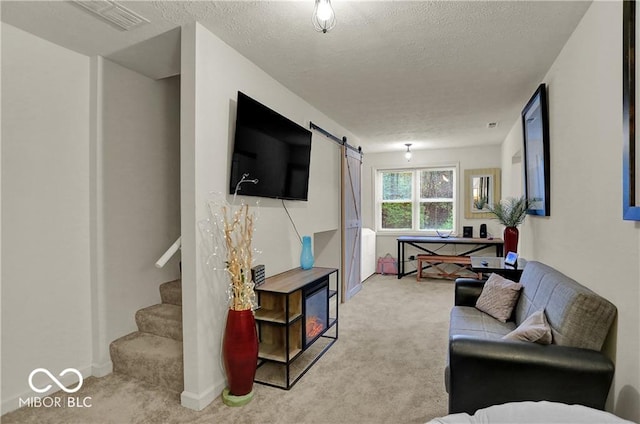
[448,335,614,415]
[454,278,485,306]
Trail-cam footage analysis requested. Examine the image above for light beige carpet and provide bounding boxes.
[1,274,452,424]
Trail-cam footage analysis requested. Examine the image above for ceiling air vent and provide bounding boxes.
[486,122,498,129]
[72,0,150,31]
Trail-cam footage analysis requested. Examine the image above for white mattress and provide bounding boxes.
[427,401,634,424]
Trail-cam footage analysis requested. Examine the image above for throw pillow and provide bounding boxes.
[475,273,522,322]
[502,309,553,344]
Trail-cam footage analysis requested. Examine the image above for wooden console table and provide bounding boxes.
[397,236,504,279]
[254,267,338,390]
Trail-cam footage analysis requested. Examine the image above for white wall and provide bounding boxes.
[0,24,183,413]
[501,2,639,420]
[1,23,92,413]
[179,22,353,410]
[91,58,181,372]
[362,145,503,266]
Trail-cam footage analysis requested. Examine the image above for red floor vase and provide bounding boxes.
[503,226,519,254]
[222,309,258,397]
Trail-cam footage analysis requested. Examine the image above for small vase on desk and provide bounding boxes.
[300,236,314,270]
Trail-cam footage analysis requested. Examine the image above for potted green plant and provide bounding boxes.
[486,196,533,254]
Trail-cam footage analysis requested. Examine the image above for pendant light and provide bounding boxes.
[313,0,337,33]
[405,143,412,161]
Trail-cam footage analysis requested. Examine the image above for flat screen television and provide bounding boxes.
[229,91,312,201]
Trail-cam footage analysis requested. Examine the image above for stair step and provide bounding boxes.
[110,332,183,393]
[135,304,182,341]
[160,279,182,306]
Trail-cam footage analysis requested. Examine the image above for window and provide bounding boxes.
[377,167,456,233]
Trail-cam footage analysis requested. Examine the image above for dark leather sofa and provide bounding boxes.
[445,261,617,415]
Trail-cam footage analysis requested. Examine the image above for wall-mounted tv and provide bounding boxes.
[229,91,312,201]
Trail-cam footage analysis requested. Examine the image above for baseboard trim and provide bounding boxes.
[1,365,93,415]
[91,361,113,377]
[180,382,225,411]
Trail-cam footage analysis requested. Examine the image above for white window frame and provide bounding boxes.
[375,164,458,235]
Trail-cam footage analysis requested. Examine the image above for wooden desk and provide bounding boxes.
[397,236,504,279]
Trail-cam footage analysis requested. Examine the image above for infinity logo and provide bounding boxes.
[28,368,83,394]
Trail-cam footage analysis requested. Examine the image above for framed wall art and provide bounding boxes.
[522,83,550,216]
[464,168,501,219]
[623,0,640,220]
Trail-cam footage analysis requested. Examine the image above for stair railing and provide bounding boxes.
[157,177,255,270]
[155,236,181,268]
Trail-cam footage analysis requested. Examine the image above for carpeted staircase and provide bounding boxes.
[109,279,184,393]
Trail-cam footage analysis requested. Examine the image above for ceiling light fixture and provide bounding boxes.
[312,0,337,33]
[404,143,412,161]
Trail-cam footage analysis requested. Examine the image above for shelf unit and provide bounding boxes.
[254,267,339,390]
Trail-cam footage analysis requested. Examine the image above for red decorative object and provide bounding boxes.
[503,226,519,254]
[222,309,258,396]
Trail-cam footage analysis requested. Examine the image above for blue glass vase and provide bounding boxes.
[300,236,314,270]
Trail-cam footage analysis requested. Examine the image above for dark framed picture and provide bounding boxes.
[623,0,640,220]
[522,83,550,216]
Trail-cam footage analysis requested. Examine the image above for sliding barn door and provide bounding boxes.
[342,146,362,302]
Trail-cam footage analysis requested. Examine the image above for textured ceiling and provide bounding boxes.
[1,1,592,152]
